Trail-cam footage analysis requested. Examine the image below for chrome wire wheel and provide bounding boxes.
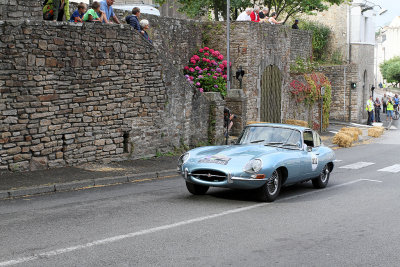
[320,166,329,183]
[267,170,279,195]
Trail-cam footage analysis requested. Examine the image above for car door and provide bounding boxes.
[309,131,323,176]
[300,130,315,179]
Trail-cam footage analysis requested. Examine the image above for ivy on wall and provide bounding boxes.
[289,73,332,130]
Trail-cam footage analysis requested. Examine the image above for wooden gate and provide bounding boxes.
[260,65,282,123]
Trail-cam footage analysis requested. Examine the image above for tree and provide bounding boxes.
[155,0,345,22]
[380,57,400,86]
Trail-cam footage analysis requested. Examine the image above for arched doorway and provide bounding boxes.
[260,65,282,123]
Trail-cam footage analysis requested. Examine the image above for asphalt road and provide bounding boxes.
[1,126,399,266]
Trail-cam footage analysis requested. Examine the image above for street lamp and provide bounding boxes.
[320,87,325,133]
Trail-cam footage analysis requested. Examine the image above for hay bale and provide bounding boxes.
[284,119,308,127]
[368,126,384,137]
[332,132,353,148]
[339,127,360,142]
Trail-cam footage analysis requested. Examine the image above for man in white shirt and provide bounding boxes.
[236,8,253,21]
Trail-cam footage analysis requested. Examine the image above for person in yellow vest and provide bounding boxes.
[366,96,374,126]
[386,97,394,122]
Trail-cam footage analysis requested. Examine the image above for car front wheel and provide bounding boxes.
[256,169,281,202]
[312,164,330,189]
[186,181,209,195]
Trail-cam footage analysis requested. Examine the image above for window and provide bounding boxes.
[303,131,314,147]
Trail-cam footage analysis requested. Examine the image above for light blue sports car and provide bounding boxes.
[178,123,335,202]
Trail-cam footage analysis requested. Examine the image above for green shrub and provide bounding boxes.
[300,20,331,62]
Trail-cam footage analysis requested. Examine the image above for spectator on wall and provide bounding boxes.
[140,19,152,44]
[82,1,107,23]
[100,0,120,24]
[268,12,284,25]
[69,2,87,22]
[236,8,253,21]
[250,6,260,22]
[126,7,144,35]
[43,0,70,21]
[259,7,269,21]
[292,19,299,29]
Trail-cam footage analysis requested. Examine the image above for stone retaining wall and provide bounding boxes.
[0,20,220,171]
[0,0,42,21]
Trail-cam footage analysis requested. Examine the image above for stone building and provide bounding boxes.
[301,0,381,122]
[375,16,400,85]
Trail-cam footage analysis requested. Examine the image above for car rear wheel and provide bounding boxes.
[186,181,209,195]
[312,164,330,189]
[256,169,281,202]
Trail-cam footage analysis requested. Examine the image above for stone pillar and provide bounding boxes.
[203,92,225,145]
[225,89,247,137]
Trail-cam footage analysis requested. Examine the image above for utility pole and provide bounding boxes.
[226,0,230,92]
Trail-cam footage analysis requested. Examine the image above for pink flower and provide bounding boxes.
[184,66,189,70]
[189,80,194,84]
[196,82,201,86]
[198,75,204,79]
[223,75,227,80]
[210,49,214,53]
[190,60,196,64]
[198,70,203,74]
[199,49,204,53]
[199,88,204,93]
[189,68,195,72]
[213,76,217,80]
[204,53,209,56]
[189,76,194,80]
[206,59,211,63]
[214,85,219,88]
[222,60,227,66]
[193,55,200,60]
[203,47,209,51]
[202,58,207,62]
[218,55,224,60]
[216,68,222,72]
[207,73,211,76]
[195,66,201,71]
[215,50,220,55]
[219,64,224,69]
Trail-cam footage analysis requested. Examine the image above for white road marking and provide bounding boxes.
[339,162,375,170]
[329,131,338,134]
[360,179,383,183]
[0,179,376,266]
[333,160,342,162]
[377,164,400,173]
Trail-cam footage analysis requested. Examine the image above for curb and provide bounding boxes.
[0,169,178,200]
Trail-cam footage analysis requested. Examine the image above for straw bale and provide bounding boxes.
[332,132,353,148]
[368,126,384,137]
[247,121,269,125]
[284,119,308,127]
[339,127,360,142]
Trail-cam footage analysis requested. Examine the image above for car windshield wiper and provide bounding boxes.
[250,140,265,143]
[264,142,283,146]
[282,143,300,149]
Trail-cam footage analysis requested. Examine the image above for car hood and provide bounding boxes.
[187,145,282,167]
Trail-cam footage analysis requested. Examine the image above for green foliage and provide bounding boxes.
[300,20,331,61]
[330,49,343,65]
[155,0,345,21]
[380,57,400,85]
[290,57,319,74]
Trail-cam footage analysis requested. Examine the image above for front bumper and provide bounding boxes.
[180,168,268,190]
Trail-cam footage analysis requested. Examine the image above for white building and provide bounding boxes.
[375,16,400,85]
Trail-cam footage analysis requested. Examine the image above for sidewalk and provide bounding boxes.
[0,156,179,199]
[0,121,382,199]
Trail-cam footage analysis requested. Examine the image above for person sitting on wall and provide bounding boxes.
[140,19,153,44]
[43,0,70,21]
[126,7,144,35]
[268,12,284,25]
[236,8,253,21]
[69,2,87,23]
[82,1,107,23]
[100,0,120,24]
[250,6,261,22]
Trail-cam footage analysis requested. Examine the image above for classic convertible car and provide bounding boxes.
[178,123,335,202]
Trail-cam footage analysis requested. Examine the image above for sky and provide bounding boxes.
[371,0,399,28]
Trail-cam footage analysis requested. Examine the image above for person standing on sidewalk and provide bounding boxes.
[366,96,374,126]
[382,93,388,114]
[374,97,382,122]
[386,97,394,122]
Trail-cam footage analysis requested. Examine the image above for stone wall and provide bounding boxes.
[0,20,221,171]
[318,64,359,122]
[0,0,42,21]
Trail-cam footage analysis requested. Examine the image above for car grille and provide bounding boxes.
[191,170,227,182]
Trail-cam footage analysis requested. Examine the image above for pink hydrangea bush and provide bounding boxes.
[183,47,231,96]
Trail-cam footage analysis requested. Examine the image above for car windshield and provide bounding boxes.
[238,126,302,149]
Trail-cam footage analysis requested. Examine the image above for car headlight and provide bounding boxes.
[178,152,190,167]
[243,159,263,173]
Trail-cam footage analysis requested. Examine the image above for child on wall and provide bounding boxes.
[82,1,108,23]
[43,0,70,21]
[69,2,87,23]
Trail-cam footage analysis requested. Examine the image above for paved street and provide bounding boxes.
[1,125,400,266]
